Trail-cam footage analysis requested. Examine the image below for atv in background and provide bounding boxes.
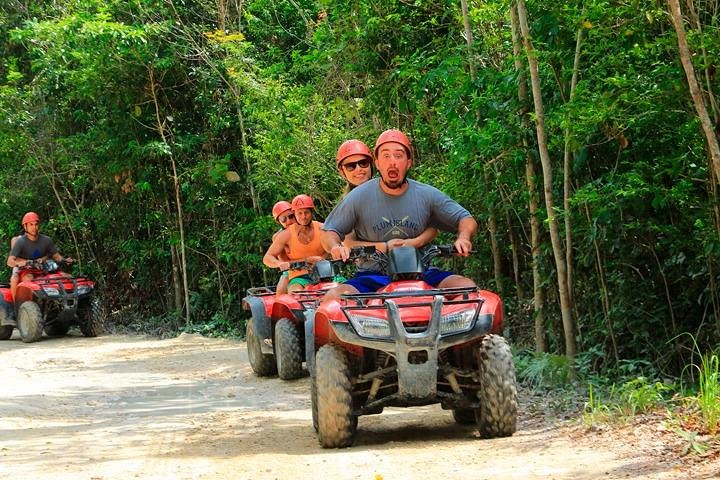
[0,259,103,343]
[242,247,371,380]
[307,245,517,448]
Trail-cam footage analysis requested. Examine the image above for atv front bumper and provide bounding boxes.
[330,295,493,400]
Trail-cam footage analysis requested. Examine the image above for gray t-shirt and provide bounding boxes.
[10,234,58,260]
[323,178,471,271]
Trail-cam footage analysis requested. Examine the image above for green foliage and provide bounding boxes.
[515,350,573,388]
[680,334,720,435]
[583,377,673,426]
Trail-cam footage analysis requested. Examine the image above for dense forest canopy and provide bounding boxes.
[1,0,718,377]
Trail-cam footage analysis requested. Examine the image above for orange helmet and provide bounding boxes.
[21,211,40,226]
[374,129,412,159]
[336,139,372,167]
[271,200,292,220]
[291,194,315,211]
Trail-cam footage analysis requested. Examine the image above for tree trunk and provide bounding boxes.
[460,0,504,294]
[668,0,720,185]
[171,244,184,313]
[516,0,576,360]
[562,24,583,311]
[510,4,546,353]
[505,205,525,301]
[148,65,191,327]
[582,203,619,366]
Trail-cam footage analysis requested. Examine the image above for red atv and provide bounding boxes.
[242,248,369,381]
[0,259,103,343]
[307,245,518,448]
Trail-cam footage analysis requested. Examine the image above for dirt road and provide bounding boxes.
[0,333,715,479]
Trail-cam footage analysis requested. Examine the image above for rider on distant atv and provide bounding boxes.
[321,129,478,297]
[263,195,329,293]
[6,212,73,301]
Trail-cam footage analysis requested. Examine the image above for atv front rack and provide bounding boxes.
[341,286,478,304]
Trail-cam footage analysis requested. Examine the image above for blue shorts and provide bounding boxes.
[344,268,454,293]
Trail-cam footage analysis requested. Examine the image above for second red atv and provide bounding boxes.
[242,248,370,380]
[306,245,518,448]
[0,259,103,343]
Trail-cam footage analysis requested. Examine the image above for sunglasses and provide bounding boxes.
[278,213,295,223]
[342,158,371,172]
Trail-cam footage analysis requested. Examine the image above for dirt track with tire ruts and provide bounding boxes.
[1,332,715,479]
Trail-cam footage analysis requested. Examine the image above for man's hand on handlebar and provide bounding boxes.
[330,244,351,261]
[454,238,473,257]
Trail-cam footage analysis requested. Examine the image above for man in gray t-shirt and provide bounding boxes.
[321,129,478,295]
[6,212,72,300]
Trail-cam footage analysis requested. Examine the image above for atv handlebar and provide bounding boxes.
[285,246,375,272]
[18,258,73,273]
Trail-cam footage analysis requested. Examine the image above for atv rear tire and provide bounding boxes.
[274,318,303,380]
[316,344,357,448]
[18,301,43,343]
[246,321,276,376]
[0,325,13,340]
[79,297,103,337]
[476,334,518,438]
[44,323,70,337]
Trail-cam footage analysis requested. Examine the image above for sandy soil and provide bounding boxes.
[1,332,717,480]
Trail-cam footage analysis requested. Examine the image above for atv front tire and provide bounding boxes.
[18,301,43,343]
[79,297,103,337]
[316,344,357,448]
[476,334,518,438]
[274,318,303,380]
[0,325,13,340]
[246,321,276,376]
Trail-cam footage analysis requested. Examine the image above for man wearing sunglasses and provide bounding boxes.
[321,129,477,296]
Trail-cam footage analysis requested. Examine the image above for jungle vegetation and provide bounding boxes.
[1,0,719,382]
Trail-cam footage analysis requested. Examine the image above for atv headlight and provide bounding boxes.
[75,285,92,295]
[347,314,392,339]
[42,287,60,297]
[440,309,476,335]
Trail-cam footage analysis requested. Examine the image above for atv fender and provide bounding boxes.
[244,295,273,355]
[0,299,15,327]
[304,310,315,377]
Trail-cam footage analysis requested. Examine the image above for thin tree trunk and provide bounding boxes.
[668,0,720,185]
[510,4,545,353]
[504,200,525,301]
[562,24,583,311]
[211,205,226,317]
[171,244,184,313]
[516,0,576,360]
[460,0,476,80]
[582,202,619,366]
[217,0,227,31]
[461,0,504,294]
[148,65,191,327]
[685,0,720,124]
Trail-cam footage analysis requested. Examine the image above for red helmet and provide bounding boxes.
[21,211,40,226]
[336,139,372,167]
[271,200,292,220]
[291,194,315,211]
[374,129,412,159]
